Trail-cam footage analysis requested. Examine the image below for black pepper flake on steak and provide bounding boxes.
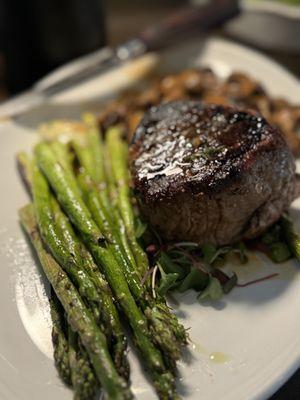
[130,101,298,246]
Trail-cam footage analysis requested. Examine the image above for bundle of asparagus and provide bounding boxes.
[17,115,188,400]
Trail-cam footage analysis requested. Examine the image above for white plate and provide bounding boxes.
[0,38,300,400]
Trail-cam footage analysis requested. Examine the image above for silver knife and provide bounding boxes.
[0,0,239,119]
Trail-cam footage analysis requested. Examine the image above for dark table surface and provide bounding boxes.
[106,1,300,399]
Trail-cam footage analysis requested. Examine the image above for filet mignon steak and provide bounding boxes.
[130,101,297,246]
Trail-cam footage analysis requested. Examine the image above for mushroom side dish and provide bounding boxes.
[98,68,300,155]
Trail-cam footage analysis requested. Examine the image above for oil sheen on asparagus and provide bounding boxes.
[18,115,188,400]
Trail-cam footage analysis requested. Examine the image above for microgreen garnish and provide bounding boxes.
[197,277,223,301]
[145,217,296,304]
[152,241,241,301]
[236,273,279,287]
[255,221,292,263]
[134,218,147,239]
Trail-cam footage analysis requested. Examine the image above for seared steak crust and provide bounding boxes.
[130,101,296,245]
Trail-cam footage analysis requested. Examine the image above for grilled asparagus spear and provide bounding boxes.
[19,204,132,400]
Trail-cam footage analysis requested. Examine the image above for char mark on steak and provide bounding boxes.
[130,101,297,246]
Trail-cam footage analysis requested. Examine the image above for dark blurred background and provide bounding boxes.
[0,0,298,101]
[0,0,299,397]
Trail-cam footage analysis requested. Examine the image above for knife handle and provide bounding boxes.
[138,0,240,51]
